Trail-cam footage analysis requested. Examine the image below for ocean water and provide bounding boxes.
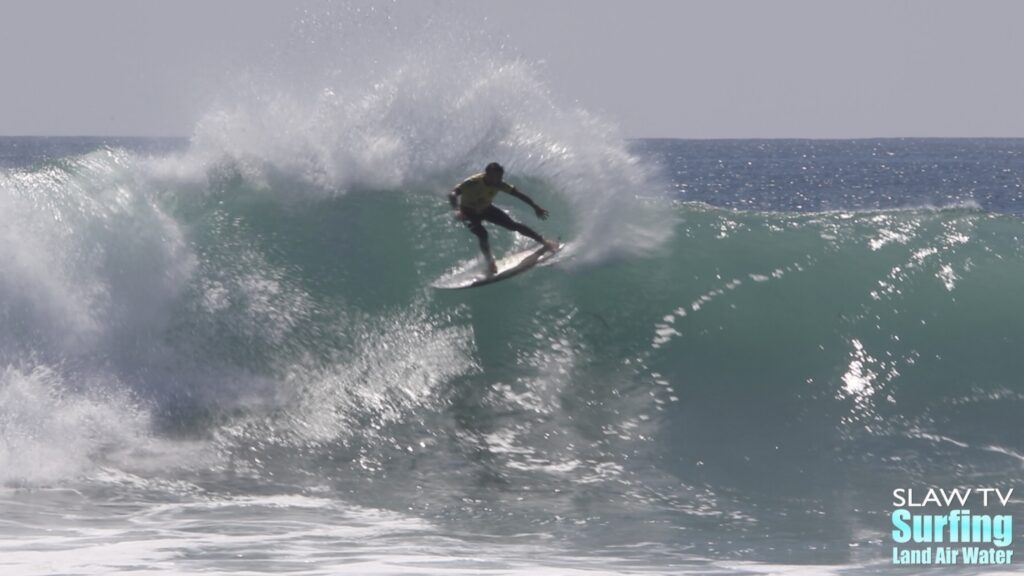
[4,131,1023,574]
[3,27,1024,576]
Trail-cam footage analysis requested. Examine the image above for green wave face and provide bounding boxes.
[3,136,1024,561]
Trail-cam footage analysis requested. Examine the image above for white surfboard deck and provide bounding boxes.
[432,243,565,290]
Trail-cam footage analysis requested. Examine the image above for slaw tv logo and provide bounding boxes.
[891,488,1016,566]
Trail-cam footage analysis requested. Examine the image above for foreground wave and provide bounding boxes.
[3,137,1023,572]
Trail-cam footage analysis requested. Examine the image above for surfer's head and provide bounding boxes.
[484,162,504,185]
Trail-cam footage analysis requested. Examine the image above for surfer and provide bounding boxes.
[449,162,559,275]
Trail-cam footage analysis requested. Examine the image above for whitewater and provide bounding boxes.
[3,13,1024,576]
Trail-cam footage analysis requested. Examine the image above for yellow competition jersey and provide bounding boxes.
[456,173,515,212]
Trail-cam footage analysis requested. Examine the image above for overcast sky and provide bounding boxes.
[2,0,1022,138]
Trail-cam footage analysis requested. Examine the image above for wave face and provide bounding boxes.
[4,134,1024,568]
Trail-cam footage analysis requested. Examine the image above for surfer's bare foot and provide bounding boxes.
[542,239,560,252]
[486,259,498,275]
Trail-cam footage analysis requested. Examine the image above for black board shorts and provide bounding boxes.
[460,205,544,244]
[461,205,517,232]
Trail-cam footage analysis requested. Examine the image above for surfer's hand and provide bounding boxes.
[453,210,466,222]
[535,206,549,220]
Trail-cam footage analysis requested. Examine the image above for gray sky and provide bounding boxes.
[2,0,1023,138]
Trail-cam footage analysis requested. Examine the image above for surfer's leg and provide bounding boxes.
[464,211,498,274]
[467,219,491,254]
[481,206,545,244]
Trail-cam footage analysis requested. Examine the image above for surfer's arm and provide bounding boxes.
[504,185,549,220]
[448,188,467,220]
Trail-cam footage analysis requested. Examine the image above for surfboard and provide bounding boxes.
[432,243,564,290]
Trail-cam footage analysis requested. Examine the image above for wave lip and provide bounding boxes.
[163,37,675,265]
